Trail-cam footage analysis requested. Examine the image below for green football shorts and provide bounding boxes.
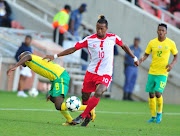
[49,70,70,98]
[145,74,167,93]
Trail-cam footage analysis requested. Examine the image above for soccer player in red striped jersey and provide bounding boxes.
[44,15,139,126]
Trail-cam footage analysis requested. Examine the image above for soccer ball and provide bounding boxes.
[28,88,39,97]
[66,96,81,112]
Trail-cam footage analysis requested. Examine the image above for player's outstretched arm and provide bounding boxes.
[139,53,149,65]
[7,55,32,75]
[166,54,178,72]
[43,47,77,62]
[121,44,139,66]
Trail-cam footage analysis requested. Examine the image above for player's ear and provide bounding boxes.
[106,26,108,31]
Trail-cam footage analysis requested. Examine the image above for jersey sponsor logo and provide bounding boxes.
[158,46,162,49]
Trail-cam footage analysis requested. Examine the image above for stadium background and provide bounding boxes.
[0,0,180,104]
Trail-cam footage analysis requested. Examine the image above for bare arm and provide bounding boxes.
[166,54,178,72]
[121,44,139,66]
[43,47,77,62]
[70,20,75,35]
[7,55,32,75]
[121,44,135,58]
[139,53,149,65]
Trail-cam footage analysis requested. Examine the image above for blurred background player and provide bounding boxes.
[44,15,139,127]
[8,51,87,125]
[14,35,33,97]
[69,3,87,41]
[139,23,178,123]
[52,5,71,46]
[123,37,141,101]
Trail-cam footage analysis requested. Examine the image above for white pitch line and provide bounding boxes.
[0,108,180,115]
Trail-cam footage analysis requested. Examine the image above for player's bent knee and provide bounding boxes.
[149,93,155,98]
[95,88,106,98]
[55,103,62,111]
[155,92,162,98]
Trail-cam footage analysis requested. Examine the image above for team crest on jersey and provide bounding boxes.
[158,46,162,49]
[93,44,97,48]
[165,46,168,50]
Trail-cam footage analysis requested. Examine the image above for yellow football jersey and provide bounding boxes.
[25,54,65,81]
[145,37,178,76]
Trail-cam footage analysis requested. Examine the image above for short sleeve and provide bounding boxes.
[145,41,152,54]
[170,41,178,55]
[75,37,88,50]
[115,35,123,46]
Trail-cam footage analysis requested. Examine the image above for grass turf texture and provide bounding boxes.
[0,91,180,136]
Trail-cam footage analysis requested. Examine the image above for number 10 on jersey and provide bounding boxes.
[99,51,104,58]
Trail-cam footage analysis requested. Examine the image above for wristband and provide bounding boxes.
[54,54,58,59]
[133,56,138,62]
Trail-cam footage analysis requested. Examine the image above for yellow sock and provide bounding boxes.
[78,105,87,111]
[156,95,163,113]
[60,111,73,123]
[60,103,86,123]
[60,103,72,123]
[149,97,156,117]
[61,102,67,110]
[61,102,87,111]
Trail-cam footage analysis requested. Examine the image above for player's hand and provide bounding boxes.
[7,67,17,75]
[43,55,54,62]
[166,64,173,72]
[139,58,143,65]
[134,60,139,67]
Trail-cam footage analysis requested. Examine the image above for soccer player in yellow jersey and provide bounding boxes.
[139,23,178,123]
[7,51,87,125]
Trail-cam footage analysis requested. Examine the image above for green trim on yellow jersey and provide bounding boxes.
[25,55,65,81]
[31,60,58,79]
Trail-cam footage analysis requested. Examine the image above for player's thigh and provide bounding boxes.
[95,74,112,89]
[82,72,96,93]
[154,75,167,93]
[145,74,156,93]
[49,75,70,98]
[94,83,107,97]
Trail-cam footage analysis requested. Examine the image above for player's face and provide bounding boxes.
[157,26,167,39]
[96,23,108,38]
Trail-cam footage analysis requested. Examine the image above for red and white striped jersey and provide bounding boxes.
[75,33,123,76]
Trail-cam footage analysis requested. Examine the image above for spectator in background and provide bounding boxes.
[123,37,141,101]
[170,0,180,13]
[126,0,141,7]
[52,5,71,46]
[0,0,12,27]
[69,3,87,41]
[15,35,33,97]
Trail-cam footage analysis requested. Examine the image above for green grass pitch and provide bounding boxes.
[0,91,180,136]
